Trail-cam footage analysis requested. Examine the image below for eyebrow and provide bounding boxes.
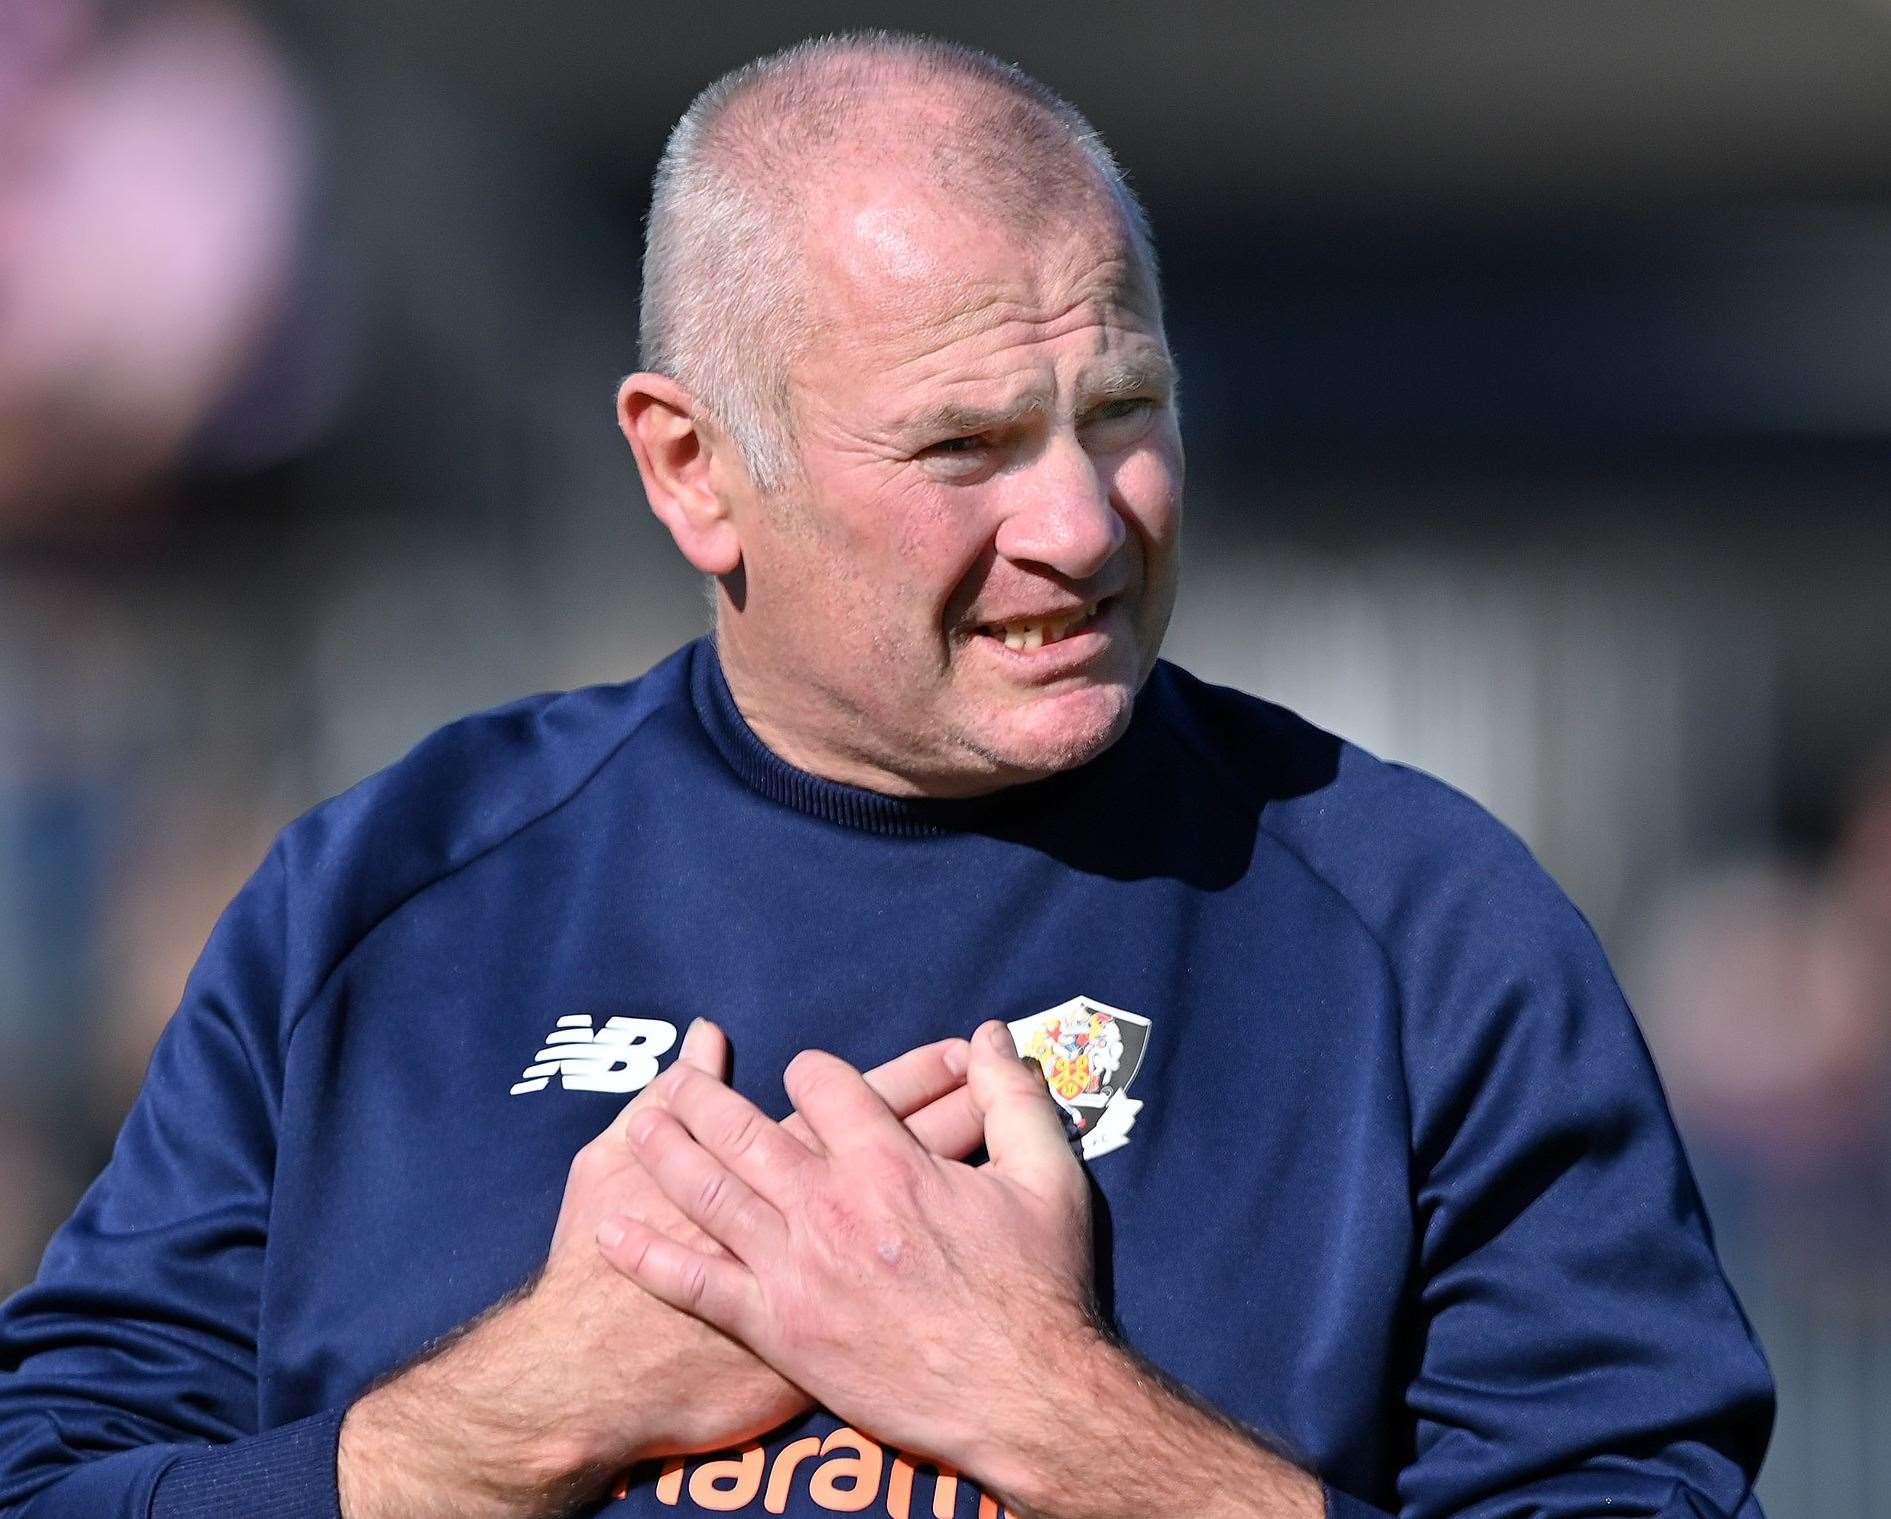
[901,394,1049,441]
[1082,352,1179,406]
[897,351,1178,441]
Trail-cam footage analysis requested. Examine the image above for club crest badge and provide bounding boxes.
[1008,995,1151,1160]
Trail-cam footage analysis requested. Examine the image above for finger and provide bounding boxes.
[597,1214,759,1336]
[626,1103,785,1259]
[779,1109,825,1155]
[677,1016,731,1076]
[616,1187,724,1256]
[604,1017,727,1142]
[901,1085,983,1160]
[968,1020,1083,1198]
[782,1048,919,1159]
[782,1084,979,1160]
[790,1037,973,1158]
[664,1063,817,1201]
[860,1037,971,1119]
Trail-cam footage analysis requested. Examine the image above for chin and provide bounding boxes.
[969,681,1135,782]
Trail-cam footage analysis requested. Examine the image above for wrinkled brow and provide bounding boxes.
[897,351,1177,440]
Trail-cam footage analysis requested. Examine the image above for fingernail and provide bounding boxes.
[626,1110,658,1146]
[1020,1056,1047,1082]
[984,1021,1014,1054]
[597,1217,625,1249]
[943,1040,969,1076]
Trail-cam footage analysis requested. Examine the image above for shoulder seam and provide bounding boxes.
[1254,814,1417,1125]
[282,695,672,1045]
[1160,700,1419,1135]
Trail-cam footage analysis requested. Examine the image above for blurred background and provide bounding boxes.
[2,1,1887,1512]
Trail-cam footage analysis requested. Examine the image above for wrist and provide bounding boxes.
[966,1332,1322,1519]
[337,1280,630,1519]
[956,1324,1132,1515]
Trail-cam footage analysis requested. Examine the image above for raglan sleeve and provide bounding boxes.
[1325,801,1775,1519]
[0,843,346,1519]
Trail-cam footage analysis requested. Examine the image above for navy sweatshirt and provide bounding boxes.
[0,639,1773,1519]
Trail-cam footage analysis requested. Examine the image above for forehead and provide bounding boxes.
[793,178,1166,410]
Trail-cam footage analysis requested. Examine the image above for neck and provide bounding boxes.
[712,622,1023,801]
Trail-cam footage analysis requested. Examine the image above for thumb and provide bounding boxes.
[676,1016,730,1077]
[968,1020,1080,1196]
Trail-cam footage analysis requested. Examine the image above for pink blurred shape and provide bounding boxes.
[0,0,311,532]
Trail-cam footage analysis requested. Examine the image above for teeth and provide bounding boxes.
[987,602,1098,650]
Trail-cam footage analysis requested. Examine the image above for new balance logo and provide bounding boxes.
[508,1015,677,1096]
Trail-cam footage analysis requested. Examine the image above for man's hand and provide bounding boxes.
[337,1021,979,1519]
[597,1020,1326,1519]
[527,1020,796,1462]
[595,1018,1098,1477]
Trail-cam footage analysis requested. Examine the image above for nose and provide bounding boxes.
[991,437,1126,580]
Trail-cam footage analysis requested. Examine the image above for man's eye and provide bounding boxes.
[1090,398,1154,424]
[926,435,985,455]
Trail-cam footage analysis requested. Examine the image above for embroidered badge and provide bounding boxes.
[1007,996,1150,1159]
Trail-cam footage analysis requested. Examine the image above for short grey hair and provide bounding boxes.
[638,31,1156,493]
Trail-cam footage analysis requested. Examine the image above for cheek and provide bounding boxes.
[888,485,991,606]
[782,477,952,629]
[1108,441,1183,547]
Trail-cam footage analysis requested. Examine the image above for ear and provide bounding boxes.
[617,372,742,576]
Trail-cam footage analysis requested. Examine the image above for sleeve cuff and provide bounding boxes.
[1323,1480,1398,1519]
[151,1408,345,1519]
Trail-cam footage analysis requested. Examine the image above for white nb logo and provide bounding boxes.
[508,1015,678,1096]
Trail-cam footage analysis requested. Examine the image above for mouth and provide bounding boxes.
[973,600,1106,652]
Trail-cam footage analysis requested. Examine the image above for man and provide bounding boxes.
[0,33,1772,1519]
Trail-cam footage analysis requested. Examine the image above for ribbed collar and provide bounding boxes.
[687,638,1103,839]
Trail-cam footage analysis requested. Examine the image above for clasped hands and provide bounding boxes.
[342,1019,1320,1519]
[547,1017,1100,1491]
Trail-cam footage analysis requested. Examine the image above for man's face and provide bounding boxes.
[716,180,1183,798]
